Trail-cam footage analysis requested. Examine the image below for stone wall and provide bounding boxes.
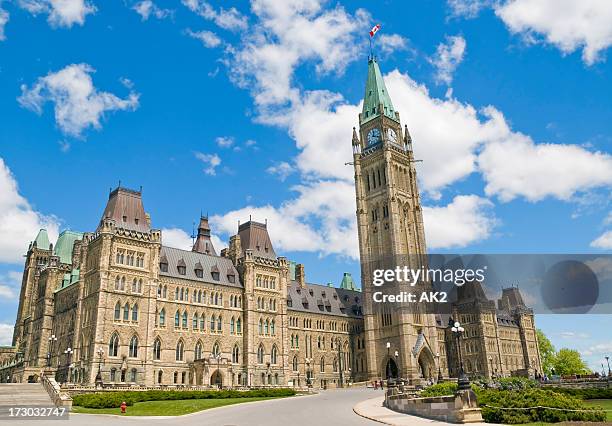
[385,390,483,424]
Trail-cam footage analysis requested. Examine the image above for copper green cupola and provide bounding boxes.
[360,57,398,125]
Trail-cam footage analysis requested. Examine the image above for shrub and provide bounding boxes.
[476,388,606,424]
[419,381,458,397]
[72,388,296,408]
[546,387,612,400]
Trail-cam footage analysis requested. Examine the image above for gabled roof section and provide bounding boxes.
[287,280,363,318]
[159,246,242,288]
[54,231,83,264]
[238,220,276,259]
[100,186,150,233]
[360,57,398,125]
[33,229,51,250]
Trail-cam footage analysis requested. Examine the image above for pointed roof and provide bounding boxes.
[100,186,150,233]
[340,272,357,291]
[33,229,51,250]
[192,216,217,256]
[54,231,83,264]
[361,57,397,125]
[237,220,276,259]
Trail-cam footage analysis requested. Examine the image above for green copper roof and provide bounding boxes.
[33,229,51,250]
[54,231,83,264]
[361,57,397,124]
[340,272,357,291]
[288,261,297,281]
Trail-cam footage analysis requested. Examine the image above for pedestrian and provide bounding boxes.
[380,380,384,390]
[374,380,378,390]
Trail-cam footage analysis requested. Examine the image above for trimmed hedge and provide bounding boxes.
[546,387,612,400]
[73,388,296,409]
[477,388,606,424]
[419,382,606,423]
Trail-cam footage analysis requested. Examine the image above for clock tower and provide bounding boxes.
[352,57,441,382]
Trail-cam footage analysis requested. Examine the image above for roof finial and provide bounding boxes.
[118,180,121,188]
[249,214,252,221]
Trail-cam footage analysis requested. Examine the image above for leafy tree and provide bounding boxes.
[552,348,590,376]
[536,329,556,375]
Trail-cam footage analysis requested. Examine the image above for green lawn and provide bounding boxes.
[584,399,612,422]
[515,399,612,425]
[72,397,279,416]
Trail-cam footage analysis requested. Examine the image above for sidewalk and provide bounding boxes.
[353,395,492,426]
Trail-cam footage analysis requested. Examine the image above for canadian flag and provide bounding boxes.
[369,24,381,37]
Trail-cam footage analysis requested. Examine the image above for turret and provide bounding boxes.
[192,216,216,255]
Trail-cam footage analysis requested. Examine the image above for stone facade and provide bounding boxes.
[1,58,540,387]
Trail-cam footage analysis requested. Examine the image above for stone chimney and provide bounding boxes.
[296,263,306,288]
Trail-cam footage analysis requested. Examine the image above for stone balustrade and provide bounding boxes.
[42,374,72,408]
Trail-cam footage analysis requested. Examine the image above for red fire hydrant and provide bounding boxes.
[120,401,127,414]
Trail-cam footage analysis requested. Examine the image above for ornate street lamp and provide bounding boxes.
[436,352,443,382]
[47,334,57,369]
[606,356,610,377]
[489,356,493,380]
[451,321,470,390]
[386,342,391,383]
[64,347,73,384]
[95,348,104,387]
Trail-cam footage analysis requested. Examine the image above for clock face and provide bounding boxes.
[387,128,397,143]
[367,128,381,145]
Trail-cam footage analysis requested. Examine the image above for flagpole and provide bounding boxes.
[369,36,372,59]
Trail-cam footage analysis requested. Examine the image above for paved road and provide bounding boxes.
[7,387,381,426]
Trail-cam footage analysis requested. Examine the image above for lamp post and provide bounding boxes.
[305,358,312,388]
[337,338,344,388]
[488,356,493,380]
[606,356,610,377]
[436,352,443,382]
[47,334,57,369]
[451,321,470,390]
[95,348,104,387]
[386,342,391,384]
[64,347,73,384]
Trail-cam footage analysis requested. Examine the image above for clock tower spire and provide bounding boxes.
[353,57,440,383]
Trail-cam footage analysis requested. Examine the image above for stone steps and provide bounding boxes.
[0,383,53,408]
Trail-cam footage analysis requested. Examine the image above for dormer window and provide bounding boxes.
[211,264,220,281]
[122,215,127,222]
[135,218,139,225]
[228,274,235,283]
[309,289,314,296]
[195,268,203,278]
[177,258,186,275]
[160,261,168,272]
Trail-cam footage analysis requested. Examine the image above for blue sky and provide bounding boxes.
[0,0,610,370]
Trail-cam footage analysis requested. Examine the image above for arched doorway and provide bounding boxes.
[385,357,399,379]
[211,370,222,387]
[417,348,436,379]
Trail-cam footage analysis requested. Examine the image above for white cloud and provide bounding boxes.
[266,161,295,181]
[185,28,222,48]
[430,35,466,86]
[591,230,612,249]
[194,151,221,175]
[0,323,13,346]
[18,0,96,28]
[0,271,22,299]
[377,33,410,54]
[423,195,497,249]
[0,158,60,264]
[18,63,139,139]
[558,331,590,339]
[496,0,612,65]
[227,0,369,110]
[447,0,491,19]
[182,0,247,32]
[161,227,192,250]
[215,136,234,148]
[133,0,172,21]
[478,136,612,202]
[0,6,8,41]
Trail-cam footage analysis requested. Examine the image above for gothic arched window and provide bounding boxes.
[176,339,184,361]
[174,310,180,327]
[195,341,202,360]
[153,338,161,360]
[212,342,220,357]
[131,304,138,322]
[292,355,298,371]
[257,345,264,364]
[114,302,120,320]
[129,335,138,358]
[159,308,165,326]
[320,356,325,372]
[182,311,188,328]
[236,317,242,334]
[271,345,278,365]
[109,333,119,357]
[123,303,129,321]
[232,345,240,363]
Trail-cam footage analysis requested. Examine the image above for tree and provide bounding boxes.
[552,348,590,376]
[536,329,556,375]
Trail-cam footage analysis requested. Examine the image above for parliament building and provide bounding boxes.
[1,58,541,388]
